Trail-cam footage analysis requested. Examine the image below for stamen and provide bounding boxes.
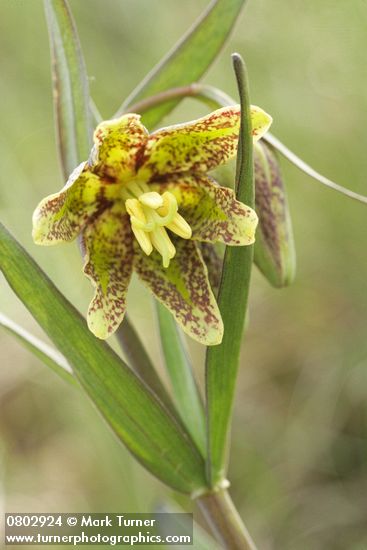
[125,198,145,221]
[124,186,191,268]
[166,213,192,239]
[139,192,164,209]
[125,198,154,231]
[131,226,153,256]
[150,227,176,268]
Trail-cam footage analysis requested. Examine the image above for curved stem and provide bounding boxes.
[195,489,257,550]
[264,132,367,205]
[125,84,367,205]
[126,83,233,115]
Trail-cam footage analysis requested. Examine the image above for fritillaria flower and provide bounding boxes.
[253,141,296,287]
[32,105,272,345]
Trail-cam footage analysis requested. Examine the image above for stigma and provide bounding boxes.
[122,181,192,268]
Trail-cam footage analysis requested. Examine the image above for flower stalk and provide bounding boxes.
[195,489,257,550]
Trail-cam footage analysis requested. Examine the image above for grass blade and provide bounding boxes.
[156,303,206,456]
[44,0,91,177]
[0,222,206,494]
[205,54,254,486]
[0,312,75,386]
[116,0,246,127]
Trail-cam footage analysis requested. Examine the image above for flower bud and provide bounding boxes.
[254,141,296,287]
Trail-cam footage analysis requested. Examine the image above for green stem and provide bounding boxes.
[127,83,233,115]
[195,489,257,550]
[115,317,176,416]
[264,132,367,205]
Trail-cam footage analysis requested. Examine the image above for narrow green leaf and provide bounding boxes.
[0,312,76,386]
[44,0,91,178]
[115,318,176,417]
[116,0,246,127]
[90,97,103,126]
[205,54,254,486]
[156,302,206,456]
[0,223,207,494]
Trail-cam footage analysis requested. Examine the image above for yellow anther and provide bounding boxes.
[125,198,146,222]
[139,192,164,209]
[150,227,176,268]
[131,226,153,256]
[125,187,191,268]
[125,198,154,231]
[166,213,192,239]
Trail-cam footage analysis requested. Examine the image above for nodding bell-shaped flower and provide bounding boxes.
[32,105,272,345]
[253,141,296,287]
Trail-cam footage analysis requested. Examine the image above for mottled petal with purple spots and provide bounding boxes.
[137,105,272,180]
[151,174,258,245]
[134,239,223,346]
[32,162,121,245]
[82,206,134,339]
[91,114,149,182]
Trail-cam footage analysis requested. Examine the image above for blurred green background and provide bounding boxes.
[1,1,367,548]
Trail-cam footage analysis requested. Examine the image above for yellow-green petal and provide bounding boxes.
[134,239,223,346]
[32,162,120,245]
[151,174,258,245]
[91,114,148,182]
[82,206,134,339]
[137,105,272,180]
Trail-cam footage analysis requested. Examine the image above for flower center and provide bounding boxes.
[121,180,192,268]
